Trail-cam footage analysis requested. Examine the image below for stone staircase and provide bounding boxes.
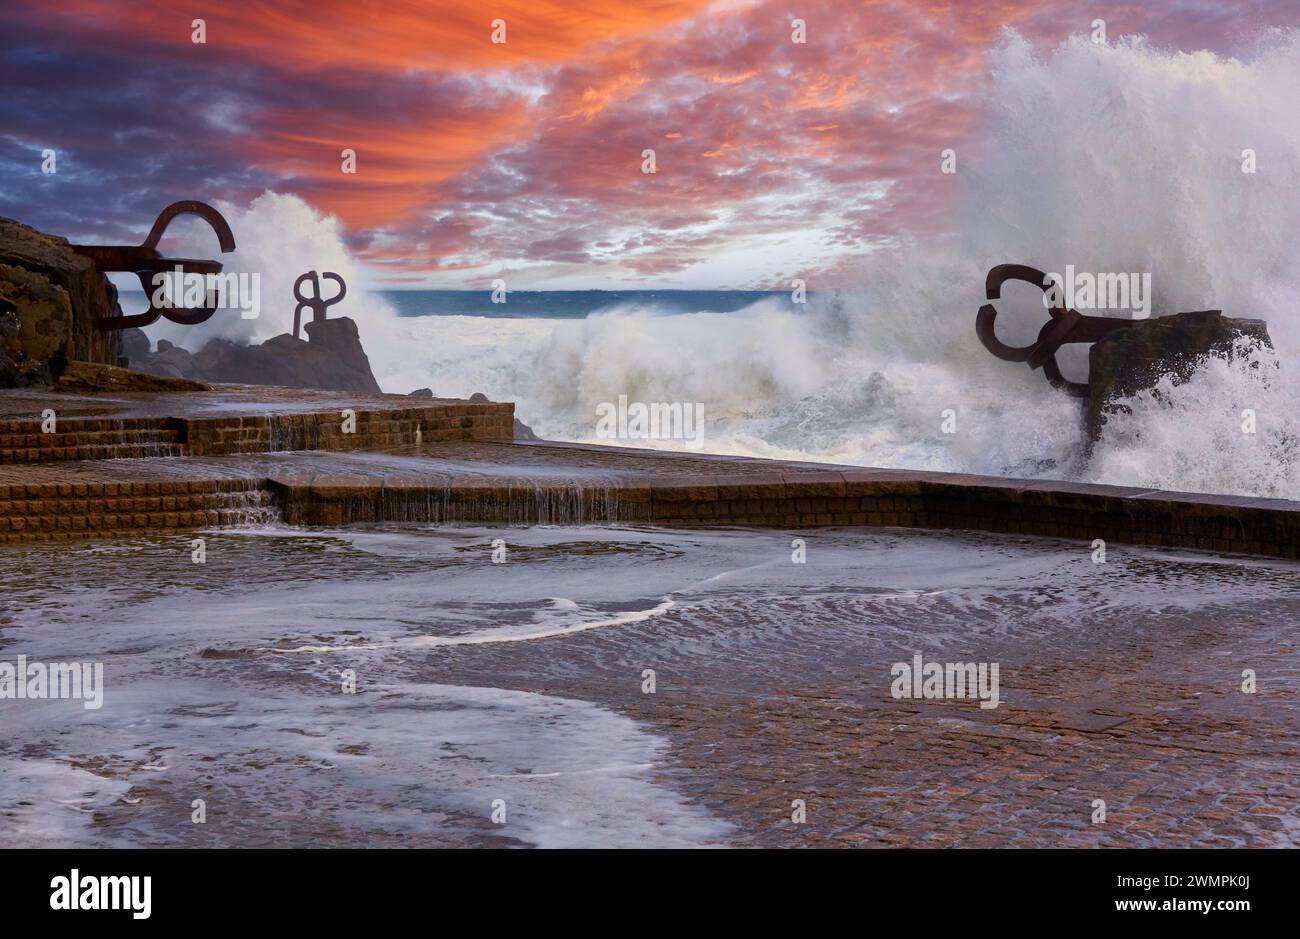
[0,392,515,542]
[0,477,279,542]
[0,418,184,463]
[0,401,514,464]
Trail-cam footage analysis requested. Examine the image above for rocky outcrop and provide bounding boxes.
[125,316,382,393]
[52,360,211,393]
[1088,310,1272,440]
[120,326,152,362]
[0,216,123,386]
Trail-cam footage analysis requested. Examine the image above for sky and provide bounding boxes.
[2,0,1296,290]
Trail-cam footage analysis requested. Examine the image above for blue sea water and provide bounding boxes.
[377,290,800,319]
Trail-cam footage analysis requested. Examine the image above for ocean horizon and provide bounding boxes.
[121,287,809,319]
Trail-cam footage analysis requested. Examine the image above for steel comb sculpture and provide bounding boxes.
[69,200,236,331]
[975,263,1136,398]
[292,271,347,339]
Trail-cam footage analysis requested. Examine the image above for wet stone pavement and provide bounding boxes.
[3,521,1297,848]
[434,539,1300,848]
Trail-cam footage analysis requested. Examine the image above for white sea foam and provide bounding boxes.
[274,595,677,653]
[132,191,395,350]
[0,678,727,848]
[6,525,1300,846]
[360,34,1300,497]
[0,527,737,848]
[142,31,1300,499]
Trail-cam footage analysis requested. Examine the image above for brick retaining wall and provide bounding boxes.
[4,441,1300,559]
[0,402,513,463]
[0,477,274,542]
[272,463,1300,559]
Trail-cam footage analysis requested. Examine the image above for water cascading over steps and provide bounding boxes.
[0,417,184,463]
[283,478,631,527]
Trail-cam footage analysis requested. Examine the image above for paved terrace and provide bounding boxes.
[0,434,1298,556]
[0,384,500,420]
[3,384,1298,849]
[0,384,514,464]
[3,383,1300,554]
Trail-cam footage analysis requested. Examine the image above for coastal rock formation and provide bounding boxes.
[1088,310,1272,440]
[0,216,123,386]
[52,360,211,393]
[120,326,152,362]
[125,317,382,393]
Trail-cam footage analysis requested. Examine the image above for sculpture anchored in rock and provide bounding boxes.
[975,263,1134,399]
[292,270,346,339]
[68,200,236,331]
[976,263,1272,439]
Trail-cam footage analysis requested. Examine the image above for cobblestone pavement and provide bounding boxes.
[4,522,1297,848]
[5,386,1297,847]
[617,673,1300,848]
[421,529,1300,848]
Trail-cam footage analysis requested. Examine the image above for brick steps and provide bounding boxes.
[0,403,515,463]
[0,429,181,448]
[189,410,512,455]
[0,480,279,542]
[0,418,182,464]
[0,417,176,433]
[4,438,1300,557]
[1,443,186,463]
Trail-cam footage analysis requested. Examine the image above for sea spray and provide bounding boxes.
[144,32,1300,499]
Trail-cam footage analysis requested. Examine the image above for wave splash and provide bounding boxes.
[180,31,1300,499]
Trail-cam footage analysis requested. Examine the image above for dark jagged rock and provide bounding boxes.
[0,286,35,386]
[1088,310,1272,440]
[127,316,382,393]
[139,338,203,380]
[302,317,380,391]
[120,327,151,361]
[408,387,434,398]
[0,216,121,386]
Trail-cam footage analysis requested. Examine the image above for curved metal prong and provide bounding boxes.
[984,263,1053,301]
[1041,354,1090,398]
[143,200,236,254]
[975,302,1036,362]
[976,262,1132,399]
[81,200,236,330]
[320,271,346,305]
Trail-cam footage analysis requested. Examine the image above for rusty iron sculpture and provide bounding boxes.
[975,263,1135,398]
[69,200,236,331]
[292,270,346,339]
